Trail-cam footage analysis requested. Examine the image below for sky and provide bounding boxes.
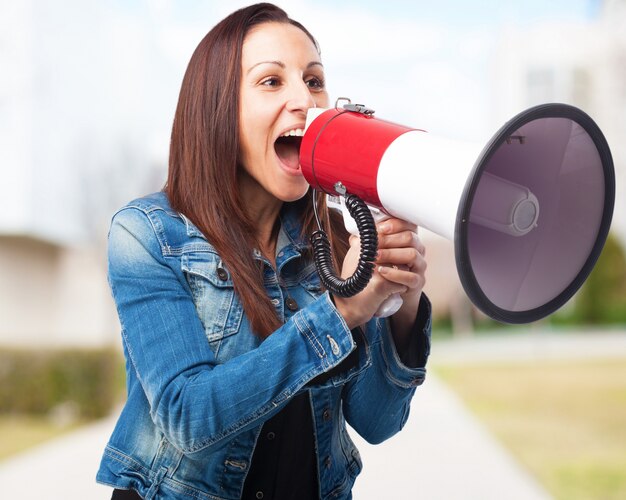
[1,0,608,243]
[107,0,601,144]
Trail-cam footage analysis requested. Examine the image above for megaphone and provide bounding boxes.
[300,99,615,324]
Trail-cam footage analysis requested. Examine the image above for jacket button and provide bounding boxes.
[216,267,228,281]
[323,408,331,422]
[256,491,264,499]
[285,297,299,311]
[267,431,276,440]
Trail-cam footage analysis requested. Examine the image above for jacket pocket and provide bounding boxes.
[297,262,323,297]
[181,253,243,358]
[339,426,363,479]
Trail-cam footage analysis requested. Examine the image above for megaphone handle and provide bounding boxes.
[338,198,404,317]
[375,293,404,318]
[339,196,389,235]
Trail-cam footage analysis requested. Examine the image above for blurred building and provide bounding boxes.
[0,1,166,347]
[0,237,118,347]
[491,0,626,248]
[423,0,626,328]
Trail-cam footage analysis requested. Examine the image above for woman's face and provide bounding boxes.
[238,22,329,206]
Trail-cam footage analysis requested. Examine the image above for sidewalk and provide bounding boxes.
[350,373,551,500]
[0,375,552,500]
[8,328,621,498]
[0,412,115,499]
[431,328,626,365]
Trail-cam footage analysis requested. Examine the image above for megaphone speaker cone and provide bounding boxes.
[456,103,615,323]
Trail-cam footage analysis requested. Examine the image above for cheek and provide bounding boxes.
[238,133,271,184]
[239,123,262,166]
[315,92,330,109]
[240,110,271,157]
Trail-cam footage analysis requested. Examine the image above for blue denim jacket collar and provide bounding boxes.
[180,200,309,275]
[180,212,205,240]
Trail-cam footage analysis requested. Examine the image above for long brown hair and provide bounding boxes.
[166,3,348,338]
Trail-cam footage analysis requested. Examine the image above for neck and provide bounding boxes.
[238,171,283,263]
[249,197,282,253]
[258,217,281,264]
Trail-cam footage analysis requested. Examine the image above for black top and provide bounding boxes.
[241,391,319,500]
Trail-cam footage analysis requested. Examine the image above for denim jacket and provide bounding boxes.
[96,191,431,500]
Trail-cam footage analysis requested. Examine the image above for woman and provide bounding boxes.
[97,3,431,499]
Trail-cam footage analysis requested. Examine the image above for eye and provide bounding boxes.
[260,76,281,87]
[305,76,325,90]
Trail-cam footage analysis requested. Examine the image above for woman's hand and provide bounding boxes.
[375,219,427,352]
[375,218,427,307]
[333,218,427,331]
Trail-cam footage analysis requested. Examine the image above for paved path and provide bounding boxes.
[0,374,550,500]
[350,374,551,500]
[0,413,115,499]
[4,329,623,499]
[432,328,626,364]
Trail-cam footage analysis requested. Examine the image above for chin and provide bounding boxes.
[275,183,310,203]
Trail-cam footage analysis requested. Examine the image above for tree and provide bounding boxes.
[573,233,626,324]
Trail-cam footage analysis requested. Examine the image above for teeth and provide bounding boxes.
[280,128,304,138]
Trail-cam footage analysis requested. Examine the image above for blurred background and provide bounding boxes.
[0,0,625,499]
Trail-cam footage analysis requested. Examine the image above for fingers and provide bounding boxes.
[369,271,410,297]
[377,219,417,236]
[377,218,425,255]
[378,232,426,255]
[337,217,426,327]
[378,264,426,290]
[377,246,426,268]
[374,219,427,295]
[377,257,427,293]
[377,222,426,267]
[333,265,409,329]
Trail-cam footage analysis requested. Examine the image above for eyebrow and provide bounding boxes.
[246,60,324,75]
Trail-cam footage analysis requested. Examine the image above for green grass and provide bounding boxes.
[0,415,82,461]
[434,358,626,500]
[0,347,127,462]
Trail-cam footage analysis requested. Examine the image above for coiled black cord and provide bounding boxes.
[310,191,378,297]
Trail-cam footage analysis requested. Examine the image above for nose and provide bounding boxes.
[285,79,316,114]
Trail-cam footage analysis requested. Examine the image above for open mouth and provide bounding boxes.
[274,132,303,171]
